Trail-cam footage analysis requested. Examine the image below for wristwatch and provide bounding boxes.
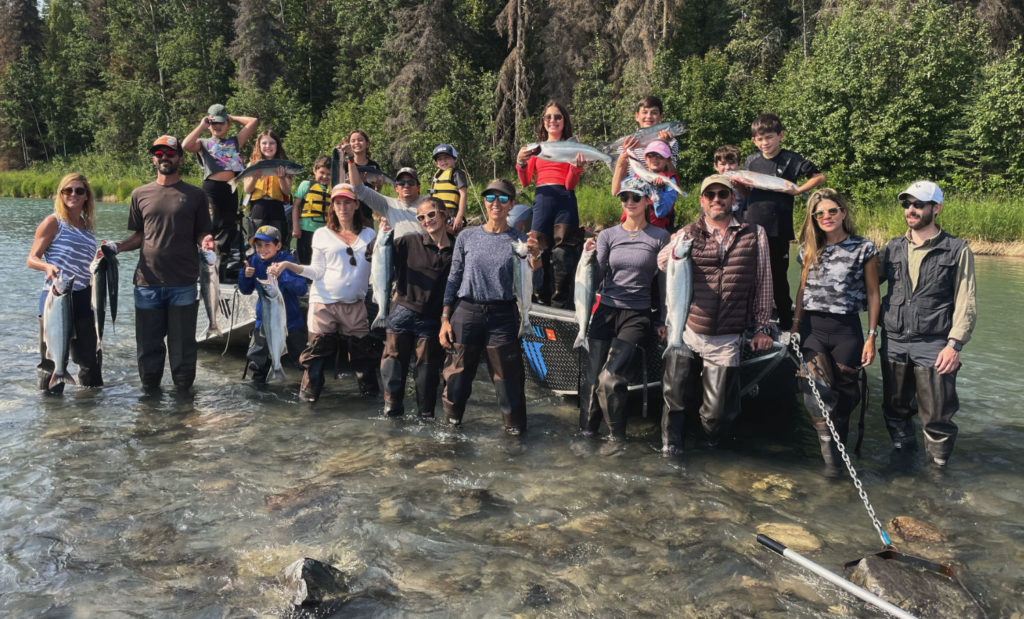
[756,326,772,336]
[947,339,963,352]
[865,328,878,337]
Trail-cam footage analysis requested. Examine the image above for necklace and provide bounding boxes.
[623,221,645,240]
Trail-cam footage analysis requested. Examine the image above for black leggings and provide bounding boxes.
[797,311,863,368]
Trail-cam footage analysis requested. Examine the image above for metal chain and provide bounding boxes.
[787,335,892,547]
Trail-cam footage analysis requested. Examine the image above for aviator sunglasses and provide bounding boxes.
[544,113,563,122]
[812,207,843,220]
[344,246,357,266]
[701,188,732,200]
[619,193,644,203]
[484,194,510,204]
[61,186,87,196]
[416,210,439,222]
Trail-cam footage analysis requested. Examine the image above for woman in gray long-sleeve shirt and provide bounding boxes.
[439,179,540,435]
[580,177,669,441]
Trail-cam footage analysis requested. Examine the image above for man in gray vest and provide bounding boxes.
[879,180,977,468]
[657,175,774,455]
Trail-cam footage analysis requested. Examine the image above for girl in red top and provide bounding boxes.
[516,101,585,309]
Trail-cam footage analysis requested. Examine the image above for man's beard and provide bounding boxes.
[907,208,934,230]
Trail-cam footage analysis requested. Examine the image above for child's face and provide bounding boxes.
[752,131,784,158]
[314,166,330,185]
[543,106,565,139]
[349,132,367,153]
[434,154,455,170]
[259,136,278,158]
[635,106,663,127]
[714,157,739,174]
[254,239,280,261]
[645,153,668,172]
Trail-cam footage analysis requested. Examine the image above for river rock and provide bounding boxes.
[755,522,822,552]
[889,516,947,543]
[523,583,551,607]
[283,558,349,606]
[846,555,984,619]
[720,470,800,502]
[414,458,456,473]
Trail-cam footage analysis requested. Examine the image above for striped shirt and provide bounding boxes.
[43,218,95,292]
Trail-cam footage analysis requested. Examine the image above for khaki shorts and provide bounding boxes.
[682,326,742,367]
[308,301,369,338]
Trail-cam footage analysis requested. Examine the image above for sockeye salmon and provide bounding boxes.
[511,239,534,338]
[256,275,289,382]
[370,228,393,330]
[43,274,76,390]
[663,236,694,356]
[573,244,599,350]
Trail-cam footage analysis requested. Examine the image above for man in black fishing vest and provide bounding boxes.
[879,181,977,468]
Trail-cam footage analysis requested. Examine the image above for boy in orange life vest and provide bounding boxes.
[429,144,468,231]
[291,156,331,264]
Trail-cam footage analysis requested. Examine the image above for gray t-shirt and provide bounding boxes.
[596,224,670,311]
[354,184,425,238]
[444,226,528,307]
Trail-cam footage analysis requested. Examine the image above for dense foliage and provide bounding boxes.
[2,0,1024,195]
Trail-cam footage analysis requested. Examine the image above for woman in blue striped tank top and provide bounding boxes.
[26,173,103,392]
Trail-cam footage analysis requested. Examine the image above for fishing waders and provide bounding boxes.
[299,333,338,402]
[595,339,637,440]
[579,338,613,435]
[414,336,443,419]
[800,351,861,472]
[485,341,527,434]
[549,223,581,310]
[698,363,741,446]
[349,335,380,397]
[661,347,700,454]
[135,307,168,392]
[380,331,414,416]
[442,343,483,426]
[166,301,199,391]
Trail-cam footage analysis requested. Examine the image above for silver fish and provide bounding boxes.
[90,243,118,341]
[723,170,797,193]
[199,249,221,337]
[599,121,687,155]
[573,244,599,350]
[43,274,76,390]
[626,157,688,198]
[229,158,306,192]
[511,239,533,338]
[663,237,694,356]
[524,138,613,171]
[370,228,393,330]
[256,275,288,382]
[357,165,395,187]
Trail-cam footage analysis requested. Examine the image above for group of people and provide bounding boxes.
[26,98,977,470]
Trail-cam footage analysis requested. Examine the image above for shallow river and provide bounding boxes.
[1,197,1021,616]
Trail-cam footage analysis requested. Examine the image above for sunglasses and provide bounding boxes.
[395,180,418,187]
[619,193,644,203]
[701,189,732,200]
[344,246,357,267]
[61,186,86,196]
[416,210,439,222]
[483,194,510,204]
[152,149,177,158]
[900,199,932,210]
[544,113,563,122]
[812,207,842,220]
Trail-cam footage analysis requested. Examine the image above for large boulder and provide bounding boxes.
[283,557,349,606]
[845,555,983,619]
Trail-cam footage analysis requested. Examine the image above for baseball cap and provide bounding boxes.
[395,167,419,183]
[250,225,281,245]
[149,135,182,154]
[898,180,943,204]
[616,176,653,198]
[207,104,228,123]
[432,144,458,160]
[699,174,734,193]
[330,183,356,200]
[482,178,515,199]
[643,140,671,159]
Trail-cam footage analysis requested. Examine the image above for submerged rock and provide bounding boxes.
[283,557,349,606]
[889,516,947,544]
[523,583,551,607]
[755,522,822,552]
[846,555,984,619]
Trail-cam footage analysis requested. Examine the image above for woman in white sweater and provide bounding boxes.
[271,183,377,402]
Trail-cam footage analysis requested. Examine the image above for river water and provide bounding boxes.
[1,197,1021,616]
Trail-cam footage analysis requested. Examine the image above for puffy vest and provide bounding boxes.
[430,168,461,211]
[685,218,759,335]
[299,183,330,222]
[881,230,967,340]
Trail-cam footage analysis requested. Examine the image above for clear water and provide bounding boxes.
[1,197,1021,616]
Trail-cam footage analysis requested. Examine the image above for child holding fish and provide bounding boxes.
[26,173,104,392]
[238,225,309,383]
[577,177,669,442]
[243,130,294,244]
[610,139,681,231]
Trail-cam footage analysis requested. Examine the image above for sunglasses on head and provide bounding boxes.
[61,186,86,196]
[484,194,510,204]
[344,246,357,266]
[812,206,842,220]
[395,179,418,187]
[416,210,439,222]
[701,188,732,200]
[900,198,932,210]
[619,193,644,203]
[544,113,563,122]
[152,148,177,158]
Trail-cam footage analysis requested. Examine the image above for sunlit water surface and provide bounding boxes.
[1,197,1021,616]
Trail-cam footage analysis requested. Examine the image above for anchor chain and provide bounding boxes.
[786,334,892,547]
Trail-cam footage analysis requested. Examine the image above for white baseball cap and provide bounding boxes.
[898,180,943,204]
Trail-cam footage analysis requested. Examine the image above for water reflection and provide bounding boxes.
[0,198,1022,616]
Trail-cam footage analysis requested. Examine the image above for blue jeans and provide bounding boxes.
[387,303,440,339]
[134,285,198,309]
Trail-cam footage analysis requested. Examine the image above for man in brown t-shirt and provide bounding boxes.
[104,135,212,392]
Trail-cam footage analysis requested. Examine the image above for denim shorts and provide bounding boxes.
[134,285,198,310]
